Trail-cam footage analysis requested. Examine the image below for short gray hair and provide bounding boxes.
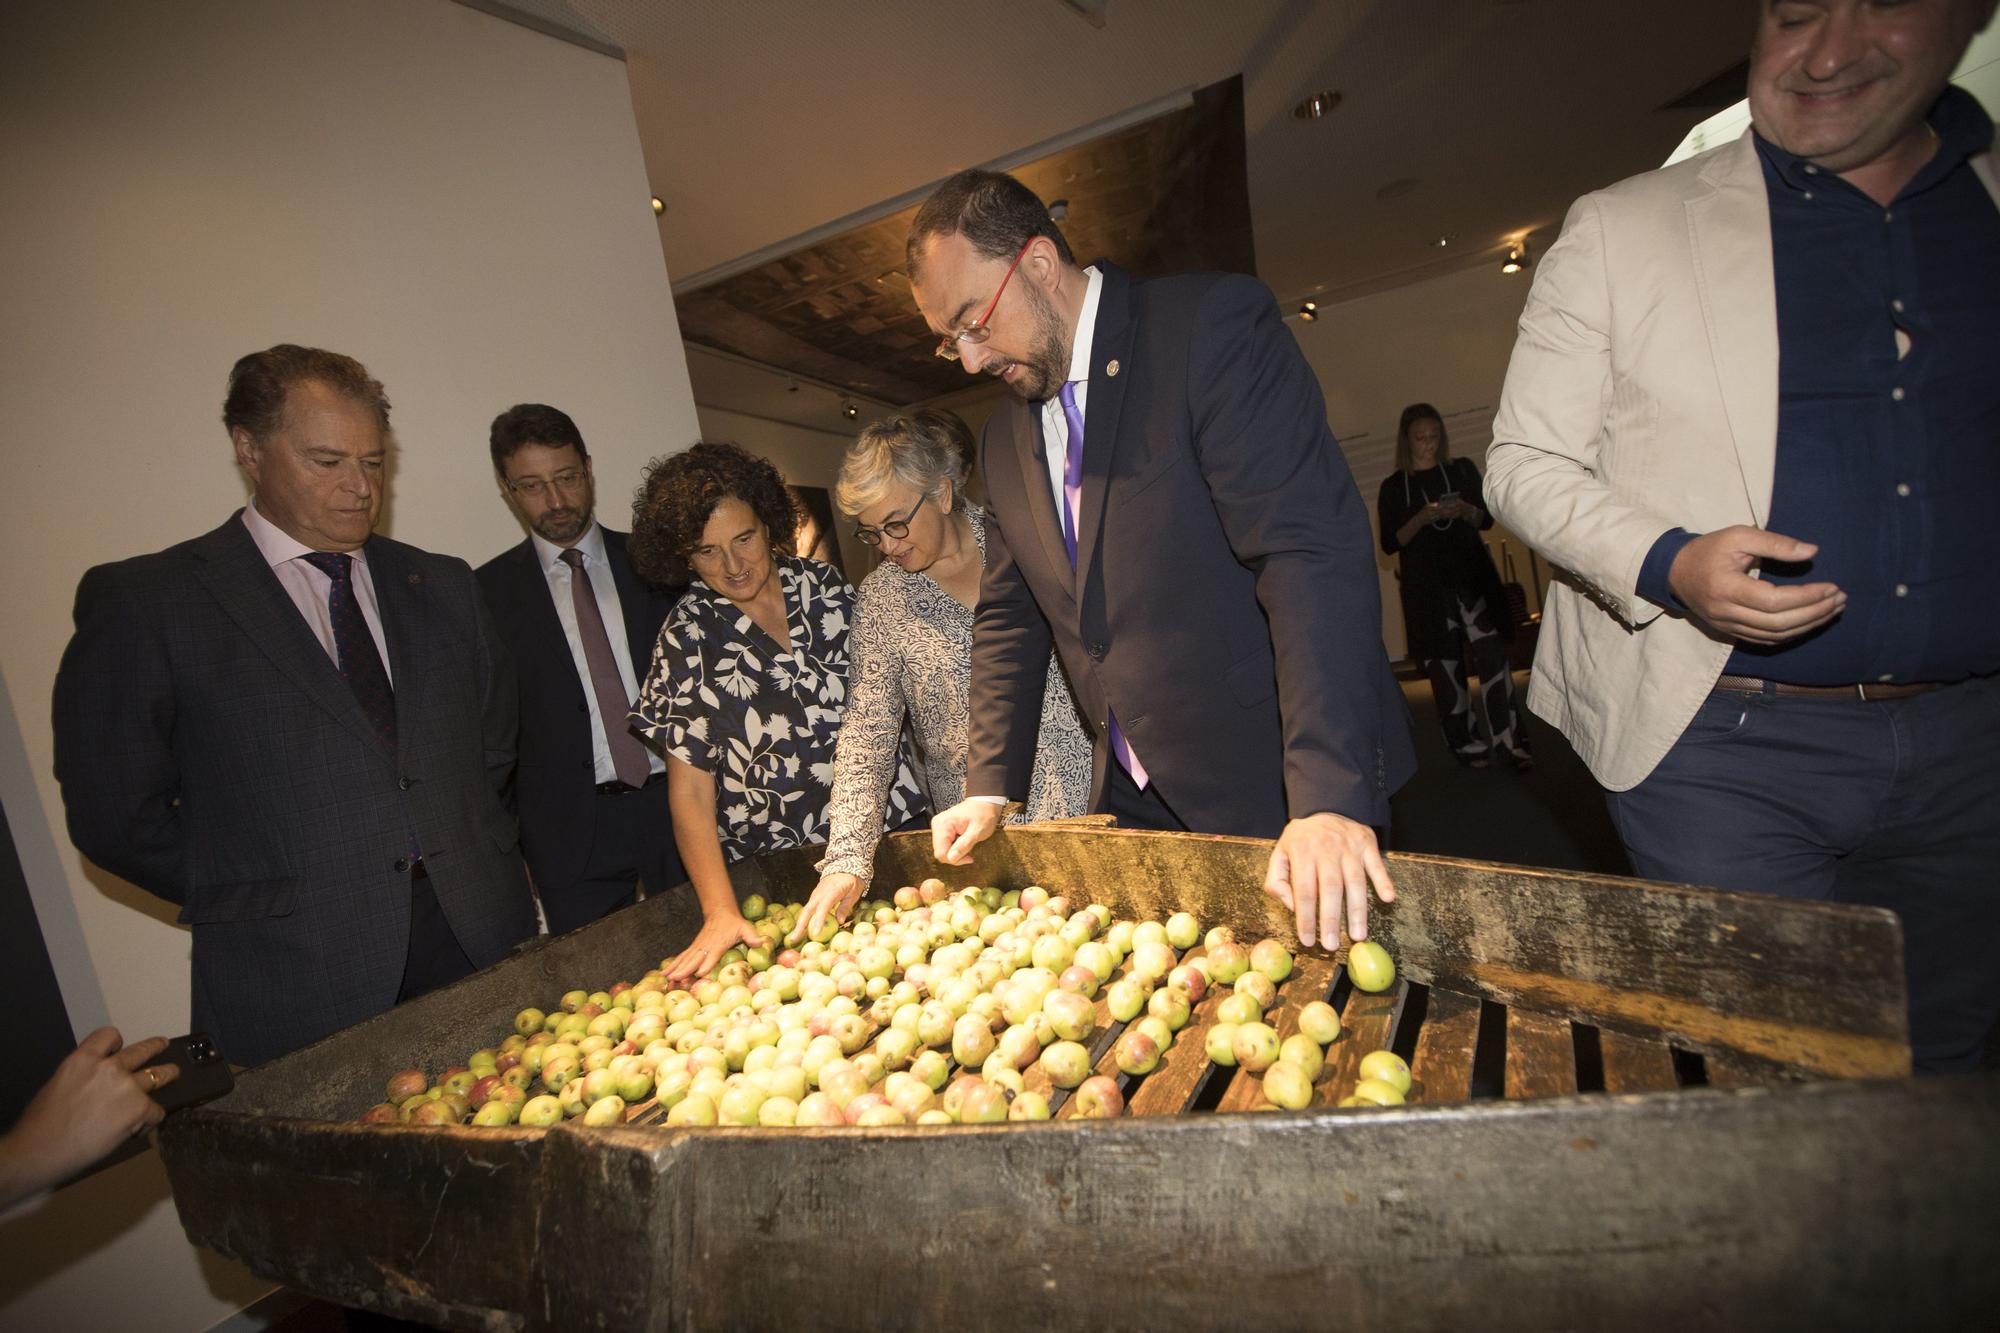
[836,410,974,517]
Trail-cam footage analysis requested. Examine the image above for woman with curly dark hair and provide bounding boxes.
[630,442,926,980]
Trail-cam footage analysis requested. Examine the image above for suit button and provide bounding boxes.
[398,777,413,791]
[393,857,411,873]
[577,703,588,714]
[1088,642,1107,659]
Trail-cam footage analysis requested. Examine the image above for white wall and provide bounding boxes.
[0,2,697,1328]
[1290,261,1541,659]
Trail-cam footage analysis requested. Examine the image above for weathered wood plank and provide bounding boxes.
[1599,1028,1680,1094]
[657,1078,2000,1333]
[1504,1007,1578,1101]
[1409,985,1482,1104]
[1315,980,1408,1106]
[1123,947,1228,1116]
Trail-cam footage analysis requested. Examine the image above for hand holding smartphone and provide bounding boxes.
[139,1033,235,1113]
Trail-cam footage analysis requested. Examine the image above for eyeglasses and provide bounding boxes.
[934,240,1032,362]
[509,468,587,499]
[854,493,928,546]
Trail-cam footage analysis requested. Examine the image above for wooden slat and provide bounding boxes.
[1312,981,1407,1108]
[1598,1028,1679,1094]
[1408,986,1481,1105]
[1504,1008,1577,1101]
[1055,940,1193,1119]
[1703,1049,1803,1090]
[1123,947,1233,1116]
[1210,953,1345,1112]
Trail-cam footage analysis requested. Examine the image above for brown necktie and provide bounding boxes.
[559,548,650,788]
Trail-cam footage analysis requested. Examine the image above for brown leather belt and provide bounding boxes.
[1713,673,1941,702]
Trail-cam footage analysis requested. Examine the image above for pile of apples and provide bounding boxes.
[358,880,1403,1130]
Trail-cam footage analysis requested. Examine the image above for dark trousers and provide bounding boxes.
[1096,756,1191,832]
[1604,674,2000,1072]
[533,776,684,935]
[1421,594,1527,763]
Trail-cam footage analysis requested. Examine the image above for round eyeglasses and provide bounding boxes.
[854,493,928,546]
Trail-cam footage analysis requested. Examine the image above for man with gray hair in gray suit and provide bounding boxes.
[54,345,535,1067]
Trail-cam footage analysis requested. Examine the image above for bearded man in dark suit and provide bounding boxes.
[53,345,534,1067]
[913,170,1416,949]
[476,404,683,934]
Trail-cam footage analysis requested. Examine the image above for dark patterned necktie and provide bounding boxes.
[301,551,396,751]
[560,548,650,788]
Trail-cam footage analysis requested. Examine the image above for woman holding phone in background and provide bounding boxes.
[1377,402,1530,772]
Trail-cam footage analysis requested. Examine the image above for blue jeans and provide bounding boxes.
[1605,675,2000,1072]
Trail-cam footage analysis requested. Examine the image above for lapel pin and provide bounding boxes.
[408,573,422,585]
[1105,359,1120,378]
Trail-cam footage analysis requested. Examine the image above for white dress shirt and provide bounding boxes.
[533,521,664,784]
[242,500,392,684]
[1036,263,1104,518]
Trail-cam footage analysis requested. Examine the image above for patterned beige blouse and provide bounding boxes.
[818,507,1092,887]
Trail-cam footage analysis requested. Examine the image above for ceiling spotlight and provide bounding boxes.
[842,400,859,420]
[1293,90,1342,121]
[1048,199,1070,223]
[1501,242,1530,275]
[1435,234,1455,248]
[650,196,665,216]
[1298,301,1318,322]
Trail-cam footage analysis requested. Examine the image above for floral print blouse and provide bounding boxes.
[634,555,926,865]
[818,507,1092,888]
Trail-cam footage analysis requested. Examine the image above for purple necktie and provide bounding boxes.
[301,551,396,751]
[560,548,651,789]
[1057,381,1149,789]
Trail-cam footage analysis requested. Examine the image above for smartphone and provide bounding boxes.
[1436,491,1461,506]
[139,1033,235,1113]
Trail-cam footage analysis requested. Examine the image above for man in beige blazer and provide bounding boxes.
[1488,0,1999,1073]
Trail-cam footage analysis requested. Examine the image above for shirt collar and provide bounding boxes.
[1755,86,1993,199]
[532,518,606,575]
[242,498,369,571]
[1064,265,1104,387]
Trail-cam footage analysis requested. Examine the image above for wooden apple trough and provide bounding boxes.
[157,824,2000,1330]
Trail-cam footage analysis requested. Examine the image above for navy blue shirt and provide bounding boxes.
[1638,88,2000,685]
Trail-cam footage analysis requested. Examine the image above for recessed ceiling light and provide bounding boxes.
[1298,301,1318,322]
[842,400,859,420]
[1048,199,1070,223]
[1501,242,1530,275]
[1293,90,1342,121]
[650,196,665,216]
[1434,234,1457,248]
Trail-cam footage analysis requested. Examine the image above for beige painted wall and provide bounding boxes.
[0,1,697,1327]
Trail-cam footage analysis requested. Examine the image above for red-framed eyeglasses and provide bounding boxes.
[934,239,1033,362]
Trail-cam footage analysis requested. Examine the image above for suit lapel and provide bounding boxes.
[1686,133,1780,527]
[506,539,578,679]
[193,514,393,761]
[1013,403,1075,604]
[1074,263,1134,598]
[363,537,423,761]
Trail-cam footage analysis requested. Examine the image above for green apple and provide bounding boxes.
[1114,1029,1161,1077]
[1147,987,1192,1031]
[1106,979,1149,1023]
[1297,1000,1342,1046]
[1231,1022,1280,1073]
[469,1099,517,1127]
[582,1094,627,1127]
[758,1095,799,1127]
[1351,1077,1405,1106]
[1214,992,1261,1027]
[1204,1022,1240,1067]
[1039,1040,1092,1088]
[1262,1060,1313,1110]
[518,1094,563,1127]
[1346,941,1396,993]
[1165,912,1201,950]
[1009,1090,1052,1121]
[666,1092,718,1126]
[1279,1033,1325,1082]
[1250,939,1294,984]
[1206,941,1250,985]
[1071,1074,1125,1119]
[1357,1050,1412,1096]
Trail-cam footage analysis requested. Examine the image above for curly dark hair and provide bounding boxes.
[629,442,798,588]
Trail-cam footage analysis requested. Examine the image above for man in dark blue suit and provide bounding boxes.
[914,171,1415,948]
[54,346,535,1067]
[476,405,683,934]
